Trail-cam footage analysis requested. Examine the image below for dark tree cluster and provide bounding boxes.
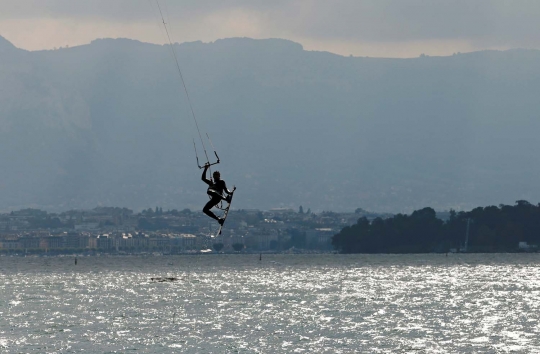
[332,201,540,253]
[137,217,170,231]
[28,216,64,229]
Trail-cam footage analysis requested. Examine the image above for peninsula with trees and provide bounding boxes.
[332,200,540,253]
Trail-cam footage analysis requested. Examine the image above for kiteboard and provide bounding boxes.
[215,187,236,237]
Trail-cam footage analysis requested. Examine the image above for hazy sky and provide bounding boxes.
[1,0,540,58]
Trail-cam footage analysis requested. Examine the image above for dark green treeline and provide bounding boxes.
[332,200,540,253]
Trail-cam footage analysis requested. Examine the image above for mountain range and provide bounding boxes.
[1,35,540,213]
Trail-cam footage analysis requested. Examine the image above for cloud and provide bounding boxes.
[2,0,540,57]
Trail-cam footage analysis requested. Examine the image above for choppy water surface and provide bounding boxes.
[1,254,540,353]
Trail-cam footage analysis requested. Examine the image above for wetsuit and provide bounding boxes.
[202,165,232,222]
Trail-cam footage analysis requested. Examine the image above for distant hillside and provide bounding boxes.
[1,35,540,212]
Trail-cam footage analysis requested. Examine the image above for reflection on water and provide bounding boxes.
[1,254,539,353]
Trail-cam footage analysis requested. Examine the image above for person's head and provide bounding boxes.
[213,171,221,181]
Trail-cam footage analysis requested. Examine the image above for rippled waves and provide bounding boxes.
[1,254,539,353]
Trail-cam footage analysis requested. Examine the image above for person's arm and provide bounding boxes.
[223,181,233,195]
[201,164,212,186]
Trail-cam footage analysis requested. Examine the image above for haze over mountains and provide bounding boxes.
[1,35,539,213]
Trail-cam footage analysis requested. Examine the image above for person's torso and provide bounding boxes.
[208,180,226,195]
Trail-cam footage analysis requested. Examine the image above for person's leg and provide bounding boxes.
[203,195,222,222]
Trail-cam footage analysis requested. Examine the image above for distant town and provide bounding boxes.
[0,206,390,254]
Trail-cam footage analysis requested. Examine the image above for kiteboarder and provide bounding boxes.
[202,163,233,224]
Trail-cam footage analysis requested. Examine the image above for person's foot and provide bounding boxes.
[218,218,225,225]
[225,195,232,203]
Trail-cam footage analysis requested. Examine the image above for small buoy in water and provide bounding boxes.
[75,257,77,265]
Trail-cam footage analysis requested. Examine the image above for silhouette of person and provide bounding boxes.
[202,163,232,224]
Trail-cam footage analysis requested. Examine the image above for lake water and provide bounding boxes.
[1,254,539,353]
